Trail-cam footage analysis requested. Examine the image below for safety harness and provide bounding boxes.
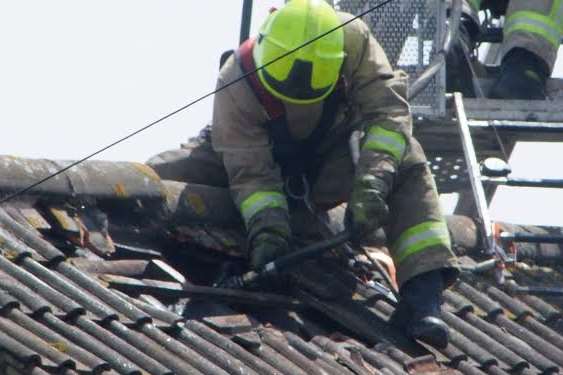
[236,38,347,179]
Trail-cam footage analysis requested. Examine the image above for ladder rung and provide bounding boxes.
[482,177,563,189]
[463,97,563,123]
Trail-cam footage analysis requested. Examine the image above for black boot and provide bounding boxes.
[391,270,449,348]
[489,48,549,100]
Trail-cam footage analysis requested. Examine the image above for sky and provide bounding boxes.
[0,0,284,162]
[0,0,562,226]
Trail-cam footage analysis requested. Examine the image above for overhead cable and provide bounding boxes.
[0,0,393,204]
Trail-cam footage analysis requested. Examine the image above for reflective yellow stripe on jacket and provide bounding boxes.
[240,191,288,226]
[505,10,563,49]
[393,221,451,264]
[363,126,406,162]
[467,0,482,11]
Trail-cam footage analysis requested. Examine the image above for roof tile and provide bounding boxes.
[0,158,561,374]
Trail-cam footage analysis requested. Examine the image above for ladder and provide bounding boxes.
[451,92,563,288]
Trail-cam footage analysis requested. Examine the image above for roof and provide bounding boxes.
[0,155,561,374]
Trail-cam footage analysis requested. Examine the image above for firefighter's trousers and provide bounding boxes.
[147,132,458,288]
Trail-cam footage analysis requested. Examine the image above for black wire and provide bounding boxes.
[0,0,393,204]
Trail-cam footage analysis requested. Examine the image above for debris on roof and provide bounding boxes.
[0,156,561,374]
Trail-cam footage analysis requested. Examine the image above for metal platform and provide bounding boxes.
[415,84,563,195]
[336,0,447,116]
[326,1,563,214]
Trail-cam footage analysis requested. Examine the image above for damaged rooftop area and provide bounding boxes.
[1,0,563,374]
[0,155,561,375]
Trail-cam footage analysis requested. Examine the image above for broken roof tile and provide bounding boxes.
[0,156,560,374]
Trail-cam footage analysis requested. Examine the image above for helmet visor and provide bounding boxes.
[253,0,345,104]
[260,58,334,102]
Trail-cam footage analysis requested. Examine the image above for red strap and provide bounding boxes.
[237,38,285,120]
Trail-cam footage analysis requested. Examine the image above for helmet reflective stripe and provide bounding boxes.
[363,126,407,162]
[240,191,288,226]
[253,0,345,104]
[260,60,334,101]
[393,221,451,264]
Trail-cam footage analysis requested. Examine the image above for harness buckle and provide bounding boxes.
[284,174,315,213]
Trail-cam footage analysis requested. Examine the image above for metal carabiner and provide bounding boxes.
[284,174,315,213]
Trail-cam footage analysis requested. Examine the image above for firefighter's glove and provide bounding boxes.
[250,232,290,271]
[346,174,389,245]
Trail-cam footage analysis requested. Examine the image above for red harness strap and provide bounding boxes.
[237,38,347,119]
[237,38,286,120]
[235,38,349,181]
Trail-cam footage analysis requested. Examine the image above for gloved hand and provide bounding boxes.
[346,174,389,245]
[250,231,290,271]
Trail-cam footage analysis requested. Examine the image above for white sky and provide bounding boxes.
[0,0,284,162]
[0,0,562,226]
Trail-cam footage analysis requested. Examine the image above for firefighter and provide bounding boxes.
[460,0,562,99]
[148,0,459,348]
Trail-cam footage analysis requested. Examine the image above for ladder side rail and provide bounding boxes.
[452,93,496,254]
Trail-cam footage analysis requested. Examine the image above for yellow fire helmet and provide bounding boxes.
[253,0,345,104]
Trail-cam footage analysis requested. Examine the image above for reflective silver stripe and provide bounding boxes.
[240,191,287,225]
[505,11,562,47]
[363,126,406,161]
[394,221,451,263]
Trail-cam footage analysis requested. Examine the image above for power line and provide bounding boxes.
[0,0,393,204]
